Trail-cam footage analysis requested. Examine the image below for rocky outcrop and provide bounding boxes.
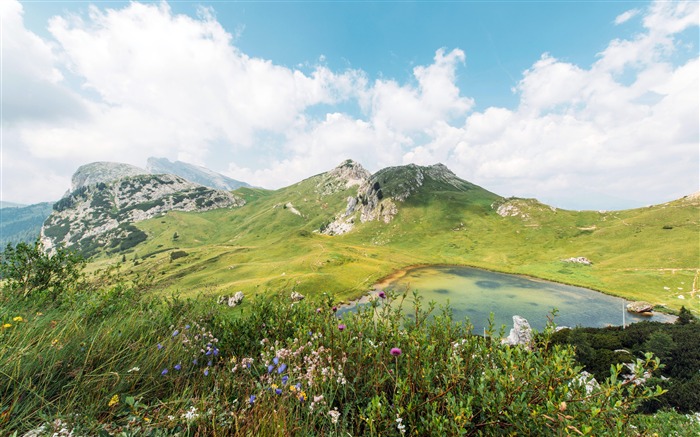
[315,160,371,196]
[218,291,244,307]
[41,172,244,257]
[563,257,593,265]
[493,198,557,219]
[626,301,654,314]
[321,162,475,236]
[501,315,533,348]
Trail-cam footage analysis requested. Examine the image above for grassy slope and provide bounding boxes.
[89,172,699,313]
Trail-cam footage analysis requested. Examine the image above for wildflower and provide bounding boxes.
[128,367,140,373]
[378,291,386,299]
[298,391,307,402]
[36,312,44,316]
[108,394,119,408]
[12,316,24,322]
[276,388,282,395]
[338,324,346,331]
[208,360,212,367]
[278,363,287,374]
[268,364,274,373]
[172,330,179,337]
[174,364,182,371]
[185,324,191,330]
[329,408,340,424]
[249,395,256,405]
[396,415,406,434]
[273,357,279,365]
[281,375,289,385]
[161,368,168,375]
[193,358,198,365]
[182,406,199,421]
[2,323,11,329]
[332,306,338,313]
[390,348,402,356]
[157,343,163,350]
[204,368,209,376]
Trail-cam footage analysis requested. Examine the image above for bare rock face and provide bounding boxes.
[626,301,654,314]
[71,162,148,192]
[502,315,533,348]
[42,171,244,257]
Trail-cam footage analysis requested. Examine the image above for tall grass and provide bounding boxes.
[3,281,695,436]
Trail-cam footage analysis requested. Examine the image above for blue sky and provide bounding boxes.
[3,0,699,209]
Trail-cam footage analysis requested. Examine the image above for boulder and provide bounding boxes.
[626,301,653,314]
[290,292,305,302]
[501,315,533,348]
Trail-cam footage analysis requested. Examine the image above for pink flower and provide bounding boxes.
[390,348,402,356]
[378,291,386,299]
[338,324,346,331]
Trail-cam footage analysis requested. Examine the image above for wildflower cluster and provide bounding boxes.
[156,321,222,377]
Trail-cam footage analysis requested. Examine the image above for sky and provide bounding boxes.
[1,0,698,210]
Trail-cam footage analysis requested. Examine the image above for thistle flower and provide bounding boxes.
[390,348,402,356]
[378,291,386,299]
[338,324,346,331]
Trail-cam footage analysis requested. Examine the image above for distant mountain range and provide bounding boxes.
[0,202,54,248]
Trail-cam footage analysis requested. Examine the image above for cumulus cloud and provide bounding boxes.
[2,0,698,210]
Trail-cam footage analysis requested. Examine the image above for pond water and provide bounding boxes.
[351,266,675,333]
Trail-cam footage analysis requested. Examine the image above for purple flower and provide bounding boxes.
[213,348,219,356]
[273,357,279,365]
[172,330,179,337]
[193,358,198,365]
[332,306,338,313]
[338,324,346,331]
[185,324,191,330]
[281,375,289,385]
[206,349,212,356]
[390,348,402,356]
[267,364,274,373]
[207,360,212,367]
[275,388,282,395]
[378,291,386,299]
[249,395,256,404]
[161,368,168,375]
[174,363,181,371]
[277,363,287,374]
[204,368,209,376]
[295,383,301,390]
[157,343,163,350]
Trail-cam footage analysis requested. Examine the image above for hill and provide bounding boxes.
[77,160,698,313]
[0,202,54,247]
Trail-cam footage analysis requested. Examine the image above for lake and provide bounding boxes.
[352,265,675,333]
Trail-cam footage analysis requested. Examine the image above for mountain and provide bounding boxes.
[0,201,27,208]
[50,159,698,313]
[147,157,250,191]
[71,162,149,192]
[0,202,55,248]
[41,168,245,257]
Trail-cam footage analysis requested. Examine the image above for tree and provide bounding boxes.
[0,239,85,302]
[676,306,696,325]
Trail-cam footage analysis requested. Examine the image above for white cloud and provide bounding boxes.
[615,9,640,25]
[2,0,698,210]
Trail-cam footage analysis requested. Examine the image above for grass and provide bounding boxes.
[3,280,696,436]
[84,169,698,316]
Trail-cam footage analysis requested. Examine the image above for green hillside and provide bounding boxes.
[88,164,699,313]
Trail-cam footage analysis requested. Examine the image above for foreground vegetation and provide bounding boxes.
[2,244,699,436]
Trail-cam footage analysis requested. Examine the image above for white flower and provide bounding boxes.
[328,408,341,424]
[127,366,140,373]
[181,406,199,422]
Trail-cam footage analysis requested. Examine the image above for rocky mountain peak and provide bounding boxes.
[71,162,148,192]
[146,157,250,191]
[315,159,371,196]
